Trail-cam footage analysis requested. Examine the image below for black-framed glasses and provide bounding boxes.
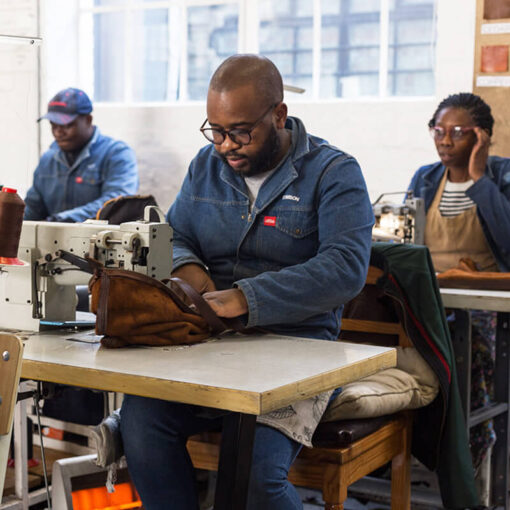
[200,103,277,146]
[429,125,475,141]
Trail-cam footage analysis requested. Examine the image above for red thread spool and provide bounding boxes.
[0,187,26,260]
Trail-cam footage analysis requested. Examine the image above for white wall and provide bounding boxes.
[0,0,40,197]
[36,0,476,212]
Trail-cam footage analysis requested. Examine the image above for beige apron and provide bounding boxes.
[424,170,498,273]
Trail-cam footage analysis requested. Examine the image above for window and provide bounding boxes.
[76,0,436,102]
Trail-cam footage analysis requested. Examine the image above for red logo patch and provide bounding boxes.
[263,216,276,227]
[75,176,83,183]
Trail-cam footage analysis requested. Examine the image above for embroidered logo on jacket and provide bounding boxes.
[282,194,300,202]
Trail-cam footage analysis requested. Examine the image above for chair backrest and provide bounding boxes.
[340,266,412,348]
[0,333,23,500]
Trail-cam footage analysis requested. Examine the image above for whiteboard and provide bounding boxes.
[0,0,40,198]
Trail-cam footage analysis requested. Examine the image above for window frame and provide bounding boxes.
[77,0,436,103]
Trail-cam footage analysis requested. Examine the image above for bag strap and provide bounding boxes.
[166,277,229,334]
[163,278,252,335]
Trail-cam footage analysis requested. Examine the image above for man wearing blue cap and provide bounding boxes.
[24,87,139,222]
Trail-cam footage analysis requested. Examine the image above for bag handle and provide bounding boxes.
[166,277,230,334]
[165,278,257,335]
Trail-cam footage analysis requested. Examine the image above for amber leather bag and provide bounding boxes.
[88,262,239,348]
[436,258,510,291]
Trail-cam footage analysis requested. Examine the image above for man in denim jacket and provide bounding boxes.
[120,55,374,510]
[24,88,139,222]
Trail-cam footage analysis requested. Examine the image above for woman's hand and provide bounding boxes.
[202,289,248,318]
[468,127,490,182]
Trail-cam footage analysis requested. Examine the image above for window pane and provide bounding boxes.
[340,74,379,97]
[94,12,126,102]
[187,4,239,101]
[94,0,124,6]
[322,1,342,16]
[391,71,434,96]
[349,0,380,14]
[259,0,313,99]
[320,7,380,98]
[395,19,434,44]
[387,2,436,96]
[349,22,380,45]
[132,9,170,102]
[394,45,433,70]
[349,47,379,72]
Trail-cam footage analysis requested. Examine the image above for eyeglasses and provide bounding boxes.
[200,103,277,146]
[429,125,475,141]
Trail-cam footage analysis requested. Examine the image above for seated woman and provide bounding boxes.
[407,92,510,477]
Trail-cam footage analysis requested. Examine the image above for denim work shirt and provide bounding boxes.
[408,156,510,272]
[167,116,374,341]
[24,127,139,222]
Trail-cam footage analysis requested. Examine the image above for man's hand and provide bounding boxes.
[171,263,216,294]
[202,289,248,318]
[468,127,490,182]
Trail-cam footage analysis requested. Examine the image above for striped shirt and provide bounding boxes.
[439,179,476,217]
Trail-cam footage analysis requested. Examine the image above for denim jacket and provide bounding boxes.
[24,127,139,222]
[408,156,510,272]
[167,117,374,340]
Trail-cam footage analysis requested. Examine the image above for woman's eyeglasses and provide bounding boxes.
[200,103,277,146]
[429,125,475,141]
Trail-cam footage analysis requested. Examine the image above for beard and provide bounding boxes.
[220,125,282,177]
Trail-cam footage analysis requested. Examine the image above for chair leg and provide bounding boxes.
[390,414,412,510]
[322,464,348,510]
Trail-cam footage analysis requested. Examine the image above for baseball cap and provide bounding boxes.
[38,87,93,125]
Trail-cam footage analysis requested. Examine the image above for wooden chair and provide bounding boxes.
[186,267,413,510]
[0,334,23,501]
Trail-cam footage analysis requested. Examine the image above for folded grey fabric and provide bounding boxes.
[91,409,124,468]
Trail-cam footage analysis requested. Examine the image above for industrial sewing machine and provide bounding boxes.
[0,206,172,331]
[372,192,425,245]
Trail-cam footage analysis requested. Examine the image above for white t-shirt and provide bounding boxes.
[243,129,294,211]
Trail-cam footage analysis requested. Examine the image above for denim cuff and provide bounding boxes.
[172,255,208,273]
[465,174,493,199]
[234,280,258,327]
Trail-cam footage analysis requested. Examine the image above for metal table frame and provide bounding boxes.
[440,288,510,509]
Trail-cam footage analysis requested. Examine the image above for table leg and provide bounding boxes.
[214,412,257,510]
[450,309,472,426]
[491,312,510,508]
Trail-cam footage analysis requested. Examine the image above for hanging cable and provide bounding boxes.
[33,382,52,509]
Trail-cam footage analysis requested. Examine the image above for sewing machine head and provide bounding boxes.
[372,192,425,245]
[0,206,173,331]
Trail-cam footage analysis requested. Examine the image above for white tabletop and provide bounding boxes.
[19,330,395,415]
[439,288,510,312]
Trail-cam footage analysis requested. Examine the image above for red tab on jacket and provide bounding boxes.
[263,216,276,227]
[75,176,83,184]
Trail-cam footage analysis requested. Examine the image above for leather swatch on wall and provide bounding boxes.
[484,0,510,20]
[481,45,509,72]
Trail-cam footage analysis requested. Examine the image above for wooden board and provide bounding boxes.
[473,0,510,157]
[0,334,23,435]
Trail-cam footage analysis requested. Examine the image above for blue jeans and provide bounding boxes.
[120,395,303,510]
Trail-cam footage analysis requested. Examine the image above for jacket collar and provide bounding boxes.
[52,126,99,170]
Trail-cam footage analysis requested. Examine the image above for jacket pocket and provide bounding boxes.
[80,167,103,186]
[273,209,318,238]
[253,208,318,267]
